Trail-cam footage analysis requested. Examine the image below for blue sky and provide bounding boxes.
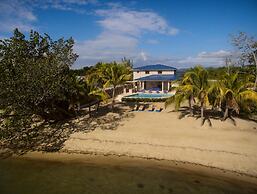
[0,0,257,68]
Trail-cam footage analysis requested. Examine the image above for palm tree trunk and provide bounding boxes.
[188,95,194,116]
[96,101,100,111]
[112,86,116,110]
[201,101,204,124]
[223,106,229,121]
[252,51,257,90]
[254,75,257,91]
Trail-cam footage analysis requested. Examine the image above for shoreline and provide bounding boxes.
[9,151,257,186]
[2,106,257,187]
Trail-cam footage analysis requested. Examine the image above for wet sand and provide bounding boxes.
[0,151,255,194]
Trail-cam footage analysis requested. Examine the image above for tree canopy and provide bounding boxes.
[0,29,79,140]
[231,32,257,90]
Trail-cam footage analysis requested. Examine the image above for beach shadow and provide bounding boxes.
[83,102,135,131]
[169,106,227,127]
[0,102,134,158]
[223,115,237,126]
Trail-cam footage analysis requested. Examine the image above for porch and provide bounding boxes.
[134,74,177,93]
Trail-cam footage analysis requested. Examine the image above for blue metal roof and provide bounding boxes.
[133,64,177,71]
[135,74,177,81]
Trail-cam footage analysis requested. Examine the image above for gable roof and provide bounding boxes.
[135,74,177,81]
[133,64,177,71]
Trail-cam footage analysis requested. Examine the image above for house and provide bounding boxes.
[133,64,177,92]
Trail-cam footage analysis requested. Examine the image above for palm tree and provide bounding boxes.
[84,74,108,102]
[166,66,209,124]
[165,84,195,116]
[100,62,131,110]
[209,73,257,120]
[68,75,107,113]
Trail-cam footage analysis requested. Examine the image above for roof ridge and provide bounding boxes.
[133,64,177,71]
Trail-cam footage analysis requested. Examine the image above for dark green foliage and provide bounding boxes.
[0,29,79,142]
[70,66,92,76]
[0,29,79,120]
[207,65,255,82]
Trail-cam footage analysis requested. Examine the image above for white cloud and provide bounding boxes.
[0,21,35,33]
[130,50,237,69]
[178,50,235,67]
[198,50,232,58]
[0,0,37,32]
[139,52,148,61]
[95,7,179,37]
[133,54,180,68]
[0,1,180,68]
[74,32,140,67]
[75,5,179,67]
[35,0,98,13]
[62,0,97,5]
[0,0,98,33]
[146,39,159,44]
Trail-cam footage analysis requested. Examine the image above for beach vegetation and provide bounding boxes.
[166,66,210,124]
[98,61,132,110]
[208,72,257,120]
[0,29,103,151]
[166,65,257,125]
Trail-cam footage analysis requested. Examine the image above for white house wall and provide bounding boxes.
[133,70,175,80]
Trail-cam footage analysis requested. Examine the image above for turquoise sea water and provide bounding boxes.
[125,93,173,99]
[0,158,257,194]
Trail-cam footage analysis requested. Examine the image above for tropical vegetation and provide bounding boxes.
[166,65,257,125]
[165,66,210,124]
[99,62,132,109]
[0,29,132,152]
[209,72,257,120]
[166,32,257,125]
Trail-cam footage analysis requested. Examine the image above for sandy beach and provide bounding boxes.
[2,102,257,194]
[60,103,257,179]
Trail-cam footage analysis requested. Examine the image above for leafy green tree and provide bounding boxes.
[0,29,78,137]
[231,32,257,90]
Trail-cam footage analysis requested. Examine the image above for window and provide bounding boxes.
[158,71,162,74]
[145,71,149,74]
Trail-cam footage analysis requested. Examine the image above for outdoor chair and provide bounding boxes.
[132,104,139,111]
[148,105,155,112]
[138,105,146,111]
[155,107,163,112]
